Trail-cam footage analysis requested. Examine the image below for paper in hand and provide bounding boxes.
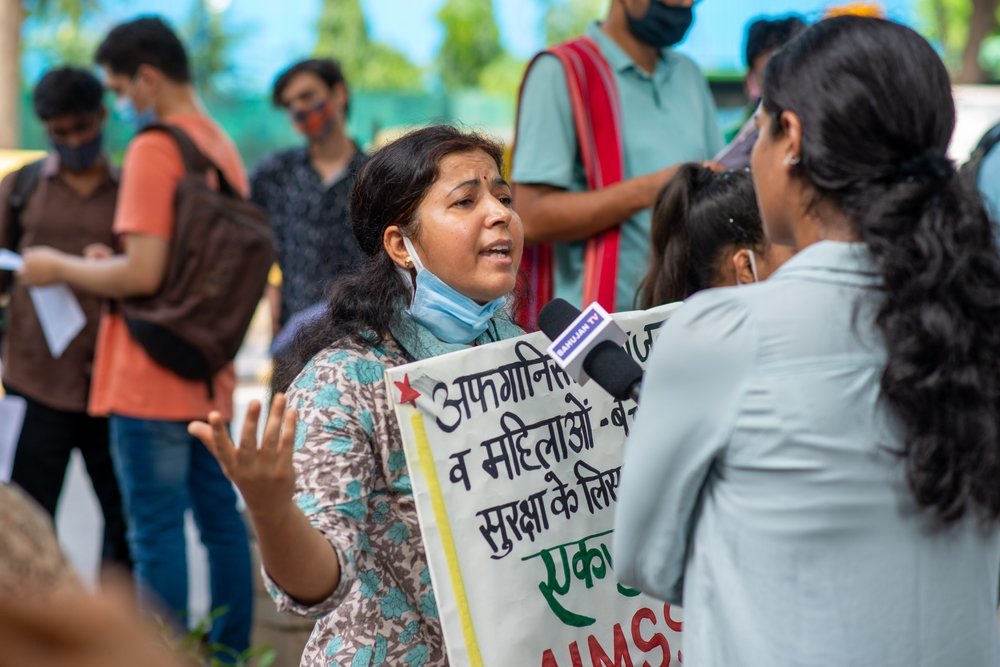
[28,284,86,358]
[714,116,758,171]
[0,248,23,272]
[0,396,27,482]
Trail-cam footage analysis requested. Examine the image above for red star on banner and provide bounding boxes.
[394,373,421,408]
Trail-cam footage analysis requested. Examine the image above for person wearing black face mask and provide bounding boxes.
[0,67,130,578]
[512,0,723,327]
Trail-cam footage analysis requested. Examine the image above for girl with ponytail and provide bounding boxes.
[615,16,1000,666]
[637,164,792,307]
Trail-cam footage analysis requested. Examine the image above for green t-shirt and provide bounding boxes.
[512,21,723,311]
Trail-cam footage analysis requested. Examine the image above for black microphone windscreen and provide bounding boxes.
[538,298,581,341]
[583,340,643,402]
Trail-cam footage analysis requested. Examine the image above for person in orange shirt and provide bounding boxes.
[19,17,252,661]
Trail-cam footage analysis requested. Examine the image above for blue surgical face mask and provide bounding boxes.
[115,96,157,132]
[401,236,506,344]
[53,131,104,172]
[626,2,694,49]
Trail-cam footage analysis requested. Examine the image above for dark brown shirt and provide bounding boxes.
[0,155,118,413]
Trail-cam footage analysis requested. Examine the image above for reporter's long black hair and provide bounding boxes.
[270,125,507,394]
[763,16,1000,523]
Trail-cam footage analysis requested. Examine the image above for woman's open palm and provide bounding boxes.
[189,394,298,516]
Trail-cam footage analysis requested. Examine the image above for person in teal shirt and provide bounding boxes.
[615,17,1000,666]
[512,0,722,312]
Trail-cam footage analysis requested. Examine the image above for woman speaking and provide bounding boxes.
[614,16,1000,666]
[191,125,522,666]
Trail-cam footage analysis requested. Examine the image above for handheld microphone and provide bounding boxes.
[538,298,643,403]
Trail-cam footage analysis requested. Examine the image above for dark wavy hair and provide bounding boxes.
[95,16,190,83]
[270,125,506,394]
[638,165,762,308]
[745,15,807,68]
[271,58,349,113]
[33,67,104,120]
[763,16,1000,524]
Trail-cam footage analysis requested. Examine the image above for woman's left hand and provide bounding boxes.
[18,247,66,286]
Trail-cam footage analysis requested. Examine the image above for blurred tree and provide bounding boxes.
[477,50,526,100]
[25,19,98,68]
[919,0,1000,82]
[183,0,245,96]
[0,0,101,147]
[315,0,424,92]
[543,0,608,46]
[436,0,503,90]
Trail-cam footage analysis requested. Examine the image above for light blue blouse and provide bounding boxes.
[613,241,1000,666]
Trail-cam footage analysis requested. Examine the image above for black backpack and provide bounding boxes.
[960,121,1000,189]
[119,125,275,394]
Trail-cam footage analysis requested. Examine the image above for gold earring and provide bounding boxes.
[404,257,414,269]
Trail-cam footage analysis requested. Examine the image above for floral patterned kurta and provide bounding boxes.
[264,335,445,667]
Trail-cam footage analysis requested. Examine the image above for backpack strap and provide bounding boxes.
[138,123,242,199]
[512,36,625,330]
[5,159,45,254]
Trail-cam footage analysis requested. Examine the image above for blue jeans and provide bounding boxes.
[110,415,252,659]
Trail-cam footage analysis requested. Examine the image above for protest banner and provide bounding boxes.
[386,303,683,667]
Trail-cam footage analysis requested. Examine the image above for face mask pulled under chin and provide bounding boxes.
[399,236,506,344]
[626,3,694,49]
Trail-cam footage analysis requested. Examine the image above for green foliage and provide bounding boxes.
[22,0,101,71]
[24,19,98,69]
[436,0,503,91]
[183,0,246,95]
[315,0,424,92]
[917,0,973,70]
[153,608,276,667]
[543,0,609,46]
[23,0,99,22]
[477,50,527,100]
[917,0,1000,79]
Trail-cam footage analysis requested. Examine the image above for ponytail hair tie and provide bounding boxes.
[895,148,954,183]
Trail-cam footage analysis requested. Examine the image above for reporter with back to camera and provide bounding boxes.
[614,16,1000,667]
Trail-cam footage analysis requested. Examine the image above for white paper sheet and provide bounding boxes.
[28,284,86,358]
[0,396,27,482]
[0,248,23,271]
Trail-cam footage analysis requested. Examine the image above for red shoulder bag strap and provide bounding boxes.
[512,36,625,330]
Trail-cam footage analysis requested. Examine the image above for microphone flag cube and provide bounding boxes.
[544,302,626,385]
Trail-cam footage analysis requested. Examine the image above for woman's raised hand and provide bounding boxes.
[189,394,298,518]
